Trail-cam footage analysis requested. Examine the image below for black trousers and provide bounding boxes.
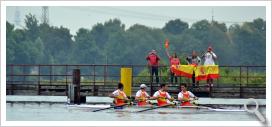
[170,72,178,83]
[192,71,199,87]
[150,66,159,83]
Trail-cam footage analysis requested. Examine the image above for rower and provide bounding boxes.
[109,82,129,108]
[178,83,198,106]
[151,83,174,106]
[135,84,150,106]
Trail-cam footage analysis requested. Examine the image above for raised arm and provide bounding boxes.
[165,48,171,59]
[186,56,191,64]
[211,51,217,59]
[197,56,201,64]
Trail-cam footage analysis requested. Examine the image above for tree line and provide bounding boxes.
[7,14,266,68]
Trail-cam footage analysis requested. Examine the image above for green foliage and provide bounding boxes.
[6,15,266,86]
[163,19,189,35]
[218,67,265,86]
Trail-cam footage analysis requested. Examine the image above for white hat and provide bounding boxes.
[140,84,147,88]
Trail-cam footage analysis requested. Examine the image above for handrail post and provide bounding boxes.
[23,66,26,86]
[240,66,242,98]
[159,66,161,84]
[65,65,68,96]
[93,65,97,96]
[49,65,52,88]
[104,65,106,86]
[149,66,153,95]
[132,65,134,88]
[38,65,41,95]
[246,66,248,86]
[11,65,14,95]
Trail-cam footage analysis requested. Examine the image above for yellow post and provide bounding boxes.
[120,68,132,96]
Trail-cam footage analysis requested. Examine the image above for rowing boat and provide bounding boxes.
[66,104,246,113]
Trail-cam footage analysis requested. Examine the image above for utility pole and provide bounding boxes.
[211,8,214,25]
[212,8,214,22]
[41,6,49,24]
[14,7,21,27]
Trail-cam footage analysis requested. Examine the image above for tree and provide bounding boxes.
[24,14,39,41]
[212,21,227,32]
[191,20,210,31]
[91,19,125,49]
[6,22,16,64]
[73,28,101,64]
[163,19,189,35]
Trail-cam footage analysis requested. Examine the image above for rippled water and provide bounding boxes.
[6,103,266,121]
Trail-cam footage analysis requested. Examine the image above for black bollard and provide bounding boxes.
[73,69,80,105]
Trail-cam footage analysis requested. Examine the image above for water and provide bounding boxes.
[6,102,266,121]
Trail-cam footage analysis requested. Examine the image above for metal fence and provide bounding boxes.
[6,64,266,98]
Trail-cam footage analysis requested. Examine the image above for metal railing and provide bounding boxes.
[6,64,266,98]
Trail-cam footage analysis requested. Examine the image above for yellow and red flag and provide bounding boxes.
[171,65,219,80]
[195,65,219,81]
[206,65,219,79]
[171,65,195,78]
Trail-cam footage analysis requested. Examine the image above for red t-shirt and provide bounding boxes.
[169,57,180,66]
[146,54,160,66]
[169,57,180,73]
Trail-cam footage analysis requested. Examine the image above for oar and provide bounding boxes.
[92,103,128,112]
[136,103,173,113]
[188,98,219,109]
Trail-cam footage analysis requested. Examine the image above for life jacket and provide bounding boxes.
[148,54,159,66]
[114,90,126,106]
[157,90,168,106]
[180,91,192,106]
[137,91,148,106]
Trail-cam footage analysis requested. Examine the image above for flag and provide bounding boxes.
[207,65,219,79]
[165,39,169,49]
[195,65,219,81]
[171,65,195,78]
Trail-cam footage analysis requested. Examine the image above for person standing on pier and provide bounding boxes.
[178,83,198,106]
[202,46,217,88]
[151,84,174,106]
[109,82,129,107]
[135,84,151,106]
[146,49,160,84]
[186,51,201,87]
[165,48,180,84]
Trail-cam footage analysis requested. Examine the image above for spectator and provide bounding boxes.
[202,46,217,87]
[186,50,201,87]
[165,48,180,84]
[146,50,160,84]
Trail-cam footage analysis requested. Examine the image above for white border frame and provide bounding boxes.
[1,1,271,126]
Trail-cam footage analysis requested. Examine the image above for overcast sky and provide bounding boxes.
[6,6,266,35]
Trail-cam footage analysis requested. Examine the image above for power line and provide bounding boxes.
[64,7,246,24]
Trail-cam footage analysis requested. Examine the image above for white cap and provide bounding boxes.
[140,84,147,88]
